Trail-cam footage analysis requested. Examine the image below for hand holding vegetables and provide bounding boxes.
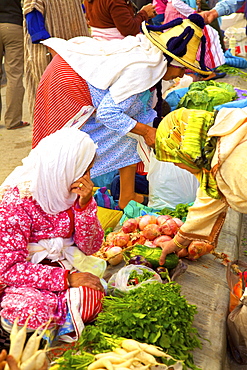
[68,272,104,292]
[157,235,190,266]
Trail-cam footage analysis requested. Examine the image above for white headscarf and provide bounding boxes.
[1,128,97,215]
[42,34,168,104]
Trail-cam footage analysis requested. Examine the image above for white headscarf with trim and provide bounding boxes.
[0,128,97,215]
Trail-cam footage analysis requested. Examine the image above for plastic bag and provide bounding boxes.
[107,264,162,296]
[224,27,247,57]
[147,150,199,209]
[226,260,247,313]
[227,296,247,365]
[226,260,247,364]
[94,187,116,209]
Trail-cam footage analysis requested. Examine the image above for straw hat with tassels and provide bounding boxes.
[142,14,212,76]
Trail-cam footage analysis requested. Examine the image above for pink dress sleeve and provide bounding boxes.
[0,194,68,292]
[73,197,104,255]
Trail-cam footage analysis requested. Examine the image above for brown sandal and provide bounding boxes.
[7,121,30,130]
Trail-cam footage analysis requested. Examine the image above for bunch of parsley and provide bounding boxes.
[95,282,202,370]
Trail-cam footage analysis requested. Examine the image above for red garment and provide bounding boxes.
[33,54,92,148]
[84,0,148,36]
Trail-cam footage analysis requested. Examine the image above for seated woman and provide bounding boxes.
[0,128,105,342]
[32,14,211,210]
[154,106,247,263]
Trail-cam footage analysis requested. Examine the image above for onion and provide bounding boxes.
[105,247,123,265]
[139,215,157,231]
[157,215,172,225]
[122,218,138,234]
[106,231,118,243]
[153,235,172,246]
[141,224,160,241]
[172,217,184,228]
[131,234,147,246]
[113,232,130,247]
[159,219,179,236]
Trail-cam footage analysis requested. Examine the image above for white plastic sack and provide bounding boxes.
[224,27,247,57]
[147,150,199,210]
[107,264,162,296]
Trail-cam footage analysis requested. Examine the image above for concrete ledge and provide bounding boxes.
[175,208,242,369]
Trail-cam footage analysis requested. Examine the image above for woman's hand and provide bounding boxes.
[68,272,104,292]
[141,4,157,19]
[70,174,94,208]
[157,236,190,265]
[199,9,219,24]
[158,240,180,265]
[130,122,156,148]
[143,125,156,148]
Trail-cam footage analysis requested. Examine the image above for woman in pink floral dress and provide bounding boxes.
[0,128,105,342]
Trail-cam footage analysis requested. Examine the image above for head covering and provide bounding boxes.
[0,128,97,214]
[141,14,211,75]
[155,107,220,198]
[42,34,168,104]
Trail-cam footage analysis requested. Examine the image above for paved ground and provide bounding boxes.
[0,80,32,184]
[1,72,247,369]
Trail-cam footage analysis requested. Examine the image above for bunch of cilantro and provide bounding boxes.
[94,282,202,370]
[158,203,190,221]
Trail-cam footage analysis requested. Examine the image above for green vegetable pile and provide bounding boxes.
[54,349,95,370]
[177,80,237,111]
[158,203,190,221]
[95,282,202,370]
[128,268,155,285]
[77,327,123,354]
[124,245,179,269]
[217,64,247,80]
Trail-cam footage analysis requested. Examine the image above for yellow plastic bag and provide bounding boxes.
[97,206,123,231]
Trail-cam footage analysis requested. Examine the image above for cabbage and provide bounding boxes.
[178,80,237,111]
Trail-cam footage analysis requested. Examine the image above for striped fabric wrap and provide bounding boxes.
[23,0,90,115]
[155,107,221,199]
[33,54,92,148]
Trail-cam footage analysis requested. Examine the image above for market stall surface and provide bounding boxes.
[1,72,247,370]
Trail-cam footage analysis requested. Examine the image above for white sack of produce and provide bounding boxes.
[147,151,199,210]
[224,27,247,57]
[107,264,162,296]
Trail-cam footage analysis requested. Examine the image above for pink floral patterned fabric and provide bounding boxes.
[0,187,104,328]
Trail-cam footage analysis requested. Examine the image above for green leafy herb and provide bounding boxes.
[77,326,123,354]
[128,268,155,285]
[158,203,191,221]
[54,349,95,370]
[95,282,202,370]
[216,64,247,80]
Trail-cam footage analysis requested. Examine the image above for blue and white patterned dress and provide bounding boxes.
[82,83,157,178]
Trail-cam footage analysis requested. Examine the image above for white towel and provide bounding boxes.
[43,34,168,104]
